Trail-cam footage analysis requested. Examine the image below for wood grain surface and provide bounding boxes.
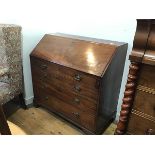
[31,33,124,76]
[8,107,116,135]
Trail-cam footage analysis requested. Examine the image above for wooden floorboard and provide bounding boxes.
[7,107,116,135]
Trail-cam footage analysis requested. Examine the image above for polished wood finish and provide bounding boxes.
[115,62,140,134]
[127,111,155,135]
[0,103,11,135]
[31,33,125,76]
[129,20,151,62]
[30,33,127,134]
[115,19,155,135]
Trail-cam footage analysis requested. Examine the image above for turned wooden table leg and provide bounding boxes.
[115,62,140,135]
[0,103,11,135]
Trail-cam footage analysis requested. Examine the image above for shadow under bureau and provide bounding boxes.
[30,33,127,134]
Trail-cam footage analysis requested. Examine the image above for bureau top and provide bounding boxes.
[31,33,127,76]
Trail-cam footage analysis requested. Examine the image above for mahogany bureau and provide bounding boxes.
[30,33,127,134]
[115,19,155,135]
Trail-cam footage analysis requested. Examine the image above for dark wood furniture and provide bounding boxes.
[0,103,11,135]
[30,33,127,134]
[115,19,155,135]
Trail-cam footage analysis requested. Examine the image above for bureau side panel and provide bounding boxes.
[97,44,128,133]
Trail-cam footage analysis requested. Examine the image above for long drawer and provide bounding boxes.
[127,112,155,135]
[138,65,155,88]
[33,82,97,112]
[34,88,96,131]
[132,90,155,118]
[31,56,100,92]
[32,73,99,102]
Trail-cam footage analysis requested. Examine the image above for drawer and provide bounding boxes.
[138,64,155,88]
[32,69,99,101]
[31,56,100,91]
[34,89,96,131]
[33,82,97,112]
[133,90,155,118]
[127,112,155,135]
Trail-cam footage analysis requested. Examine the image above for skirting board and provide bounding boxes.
[24,96,34,108]
[115,113,119,123]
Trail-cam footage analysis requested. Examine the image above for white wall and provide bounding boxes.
[0,0,137,119]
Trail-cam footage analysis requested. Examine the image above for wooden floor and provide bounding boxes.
[7,107,116,135]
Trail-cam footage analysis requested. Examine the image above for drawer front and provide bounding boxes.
[138,64,155,88]
[127,112,155,135]
[30,56,100,92]
[34,88,96,131]
[33,82,97,113]
[32,73,99,102]
[133,90,155,118]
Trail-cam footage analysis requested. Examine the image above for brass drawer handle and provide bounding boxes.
[41,64,48,70]
[145,128,154,135]
[74,74,82,81]
[72,112,80,118]
[73,98,80,104]
[74,85,81,92]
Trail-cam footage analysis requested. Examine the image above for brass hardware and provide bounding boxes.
[137,85,155,95]
[41,64,48,70]
[95,80,100,89]
[72,112,80,118]
[74,85,81,92]
[73,98,80,104]
[145,129,154,135]
[74,74,82,81]
[131,109,155,123]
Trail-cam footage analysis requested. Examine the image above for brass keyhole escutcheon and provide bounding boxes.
[74,85,81,92]
[74,98,80,104]
[74,74,82,81]
[72,112,80,118]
